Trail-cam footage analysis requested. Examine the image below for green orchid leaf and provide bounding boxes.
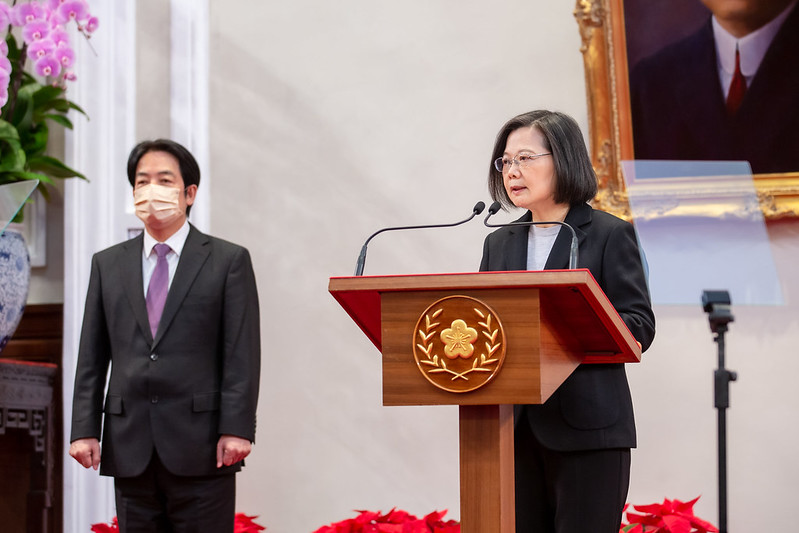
[3,170,55,185]
[0,119,22,142]
[0,146,27,173]
[8,85,36,132]
[67,100,89,117]
[27,155,88,180]
[42,113,75,129]
[32,85,65,107]
[20,123,50,157]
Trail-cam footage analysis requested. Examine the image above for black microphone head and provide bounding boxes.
[488,201,501,215]
[473,201,486,215]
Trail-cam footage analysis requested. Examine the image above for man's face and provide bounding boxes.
[701,0,793,34]
[133,150,196,232]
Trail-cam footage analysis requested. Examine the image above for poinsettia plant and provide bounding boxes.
[91,513,266,532]
[619,496,718,533]
[313,508,460,533]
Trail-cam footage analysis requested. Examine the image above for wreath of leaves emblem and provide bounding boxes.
[416,307,502,382]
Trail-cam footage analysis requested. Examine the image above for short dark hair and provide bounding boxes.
[127,139,201,215]
[487,110,597,210]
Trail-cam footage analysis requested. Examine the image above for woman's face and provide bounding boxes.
[502,126,558,214]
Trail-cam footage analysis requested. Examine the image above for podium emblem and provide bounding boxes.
[413,295,507,393]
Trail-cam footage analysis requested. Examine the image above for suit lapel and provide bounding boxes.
[544,203,590,270]
[738,3,799,145]
[153,225,211,347]
[120,234,153,342]
[684,21,731,152]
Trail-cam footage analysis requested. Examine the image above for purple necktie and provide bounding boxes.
[146,243,171,337]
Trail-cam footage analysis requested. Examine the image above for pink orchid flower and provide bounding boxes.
[35,55,62,77]
[54,44,75,68]
[22,20,52,43]
[28,39,57,60]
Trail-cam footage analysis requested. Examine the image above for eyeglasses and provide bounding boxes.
[493,152,552,173]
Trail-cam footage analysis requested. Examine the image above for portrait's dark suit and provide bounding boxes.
[70,224,260,479]
[480,203,655,451]
[629,2,799,175]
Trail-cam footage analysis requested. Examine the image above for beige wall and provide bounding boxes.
[48,0,799,530]
[206,2,799,531]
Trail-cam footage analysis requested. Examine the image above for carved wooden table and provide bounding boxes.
[0,357,58,533]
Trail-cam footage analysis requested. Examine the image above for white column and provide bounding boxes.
[63,1,137,531]
[170,0,210,232]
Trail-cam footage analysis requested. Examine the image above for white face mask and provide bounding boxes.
[133,183,185,226]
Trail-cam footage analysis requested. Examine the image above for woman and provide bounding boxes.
[480,110,655,533]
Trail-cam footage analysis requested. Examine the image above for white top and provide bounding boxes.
[141,219,190,296]
[526,224,561,271]
[711,0,796,96]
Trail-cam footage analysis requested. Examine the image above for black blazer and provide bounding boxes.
[629,3,799,174]
[70,225,261,477]
[480,204,655,451]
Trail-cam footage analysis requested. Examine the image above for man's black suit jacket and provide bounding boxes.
[630,3,799,174]
[70,225,261,478]
[480,203,655,451]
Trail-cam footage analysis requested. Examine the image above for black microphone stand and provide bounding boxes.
[354,201,485,276]
[483,201,580,269]
[701,290,736,533]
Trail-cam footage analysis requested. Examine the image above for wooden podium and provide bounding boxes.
[328,270,641,532]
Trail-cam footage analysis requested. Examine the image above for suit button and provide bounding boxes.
[150,353,158,361]
[151,396,159,404]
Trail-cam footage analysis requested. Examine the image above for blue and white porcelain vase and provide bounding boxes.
[0,228,31,353]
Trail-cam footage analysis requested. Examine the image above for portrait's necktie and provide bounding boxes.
[146,243,171,337]
[726,47,746,116]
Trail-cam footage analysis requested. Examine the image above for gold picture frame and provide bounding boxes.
[573,0,799,220]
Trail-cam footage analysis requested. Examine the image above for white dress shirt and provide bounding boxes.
[526,224,561,271]
[711,0,797,97]
[142,220,191,296]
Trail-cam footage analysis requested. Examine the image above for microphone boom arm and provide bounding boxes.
[483,201,579,270]
[355,201,485,276]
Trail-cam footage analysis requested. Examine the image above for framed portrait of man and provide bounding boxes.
[574,0,799,219]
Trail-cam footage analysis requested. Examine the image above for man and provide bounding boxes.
[629,0,799,174]
[69,140,260,532]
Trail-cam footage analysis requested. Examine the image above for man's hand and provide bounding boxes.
[216,434,252,468]
[69,438,101,470]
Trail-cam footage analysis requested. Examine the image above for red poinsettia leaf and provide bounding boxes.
[626,511,662,527]
[383,508,413,523]
[375,524,404,533]
[354,510,382,524]
[633,502,666,515]
[672,497,700,515]
[90,517,119,533]
[661,515,691,533]
[234,513,267,532]
[423,510,447,524]
[689,515,719,533]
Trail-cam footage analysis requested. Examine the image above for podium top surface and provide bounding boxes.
[329,270,641,363]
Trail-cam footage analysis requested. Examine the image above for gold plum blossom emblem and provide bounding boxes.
[412,295,506,393]
[440,319,478,359]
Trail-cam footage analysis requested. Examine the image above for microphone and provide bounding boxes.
[354,201,486,276]
[483,201,580,270]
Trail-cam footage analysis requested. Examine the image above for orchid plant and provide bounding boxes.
[0,0,97,218]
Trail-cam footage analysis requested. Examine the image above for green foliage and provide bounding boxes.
[1,33,89,221]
